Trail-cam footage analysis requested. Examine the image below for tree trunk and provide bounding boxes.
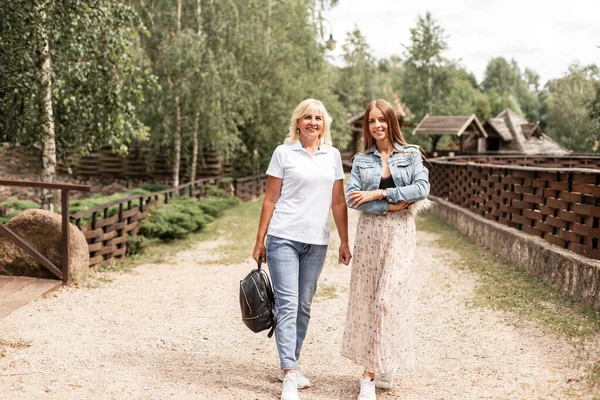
[191,112,199,182]
[171,0,182,188]
[39,4,57,212]
[266,0,272,57]
[189,0,201,183]
[173,94,181,188]
[197,0,201,34]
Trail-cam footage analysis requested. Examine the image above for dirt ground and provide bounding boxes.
[0,209,598,399]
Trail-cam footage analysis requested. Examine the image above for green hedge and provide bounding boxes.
[137,196,240,242]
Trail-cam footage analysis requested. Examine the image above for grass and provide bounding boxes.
[193,198,263,265]
[314,283,338,301]
[417,212,600,339]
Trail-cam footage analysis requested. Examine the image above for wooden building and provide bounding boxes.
[411,108,568,156]
[483,108,567,154]
[411,114,488,154]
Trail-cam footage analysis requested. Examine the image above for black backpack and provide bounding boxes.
[239,257,276,338]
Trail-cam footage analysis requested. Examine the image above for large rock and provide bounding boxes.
[0,209,89,283]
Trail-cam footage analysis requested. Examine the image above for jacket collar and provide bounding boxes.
[365,142,403,155]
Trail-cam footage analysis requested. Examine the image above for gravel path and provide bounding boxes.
[0,209,597,399]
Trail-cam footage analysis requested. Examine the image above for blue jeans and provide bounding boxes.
[266,235,328,370]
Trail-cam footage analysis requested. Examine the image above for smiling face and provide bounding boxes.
[297,112,323,142]
[367,107,390,145]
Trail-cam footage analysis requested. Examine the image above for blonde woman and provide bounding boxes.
[253,99,352,400]
[342,99,431,400]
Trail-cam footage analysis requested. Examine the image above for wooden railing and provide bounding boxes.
[0,179,91,284]
[70,177,224,267]
[429,156,600,260]
[235,175,269,200]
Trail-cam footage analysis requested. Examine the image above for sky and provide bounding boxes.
[322,0,600,85]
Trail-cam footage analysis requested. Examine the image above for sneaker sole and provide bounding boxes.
[375,380,393,389]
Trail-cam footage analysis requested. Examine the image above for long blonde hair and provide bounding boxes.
[285,99,333,145]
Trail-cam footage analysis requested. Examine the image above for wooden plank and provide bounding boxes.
[88,255,103,266]
[0,278,61,319]
[0,277,35,297]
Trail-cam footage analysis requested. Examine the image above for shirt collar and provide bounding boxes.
[291,140,328,154]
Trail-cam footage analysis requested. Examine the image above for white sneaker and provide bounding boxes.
[358,377,376,400]
[281,372,300,400]
[278,367,311,389]
[375,368,396,389]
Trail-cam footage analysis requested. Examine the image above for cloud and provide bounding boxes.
[324,0,600,84]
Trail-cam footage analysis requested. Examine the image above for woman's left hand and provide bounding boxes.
[347,190,382,207]
[338,242,352,265]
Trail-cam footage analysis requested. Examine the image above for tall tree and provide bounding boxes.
[335,27,377,116]
[0,0,155,209]
[403,12,448,114]
[545,63,600,152]
[482,57,541,121]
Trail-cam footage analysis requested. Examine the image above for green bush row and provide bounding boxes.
[137,196,239,242]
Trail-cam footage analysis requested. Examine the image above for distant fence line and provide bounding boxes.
[1,145,231,181]
[429,155,600,260]
[69,174,268,268]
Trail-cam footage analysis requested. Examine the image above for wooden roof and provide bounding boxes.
[484,118,513,141]
[494,108,567,155]
[520,122,543,139]
[412,114,488,138]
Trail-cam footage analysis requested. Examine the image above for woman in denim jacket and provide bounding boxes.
[341,99,431,400]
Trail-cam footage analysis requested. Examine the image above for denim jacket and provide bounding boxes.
[345,143,430,214]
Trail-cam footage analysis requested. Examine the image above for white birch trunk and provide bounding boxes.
[173,94,181,188]
[190,0,201,183]
[171,0,183,188]
[39,4,57,212]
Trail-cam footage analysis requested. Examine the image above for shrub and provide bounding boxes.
[198,196,240,218]
[126,235,161,256]
[139,198,214,240]
[203,184,226,197]
[69,193,126,217]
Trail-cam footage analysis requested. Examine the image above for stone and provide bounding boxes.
[0,209,89,283]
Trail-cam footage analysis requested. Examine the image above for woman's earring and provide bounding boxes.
[296,128,300,134]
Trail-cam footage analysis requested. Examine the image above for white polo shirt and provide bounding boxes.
[266,141,345,245]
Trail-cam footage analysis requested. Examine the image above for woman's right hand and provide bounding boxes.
[388,202,411,212]
[252,240,266,263]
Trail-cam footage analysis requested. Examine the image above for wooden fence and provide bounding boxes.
[0,179,90,284]
[429,156,600,260]
[70,177,226,267]
[235,174,269,201]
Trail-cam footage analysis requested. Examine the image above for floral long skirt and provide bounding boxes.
[341,210,416,374]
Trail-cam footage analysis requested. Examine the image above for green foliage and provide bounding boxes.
[481,57,542,121]
[125,235,160,256]
[139,198,214,240]
[69,193,126,216]
[202,184,225,197]
[0,199,39,223]
[138,196,240,240]
[545,63,600,152]
[0,0,157,162]
[335,27,378,116]
[198,196,240,218]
